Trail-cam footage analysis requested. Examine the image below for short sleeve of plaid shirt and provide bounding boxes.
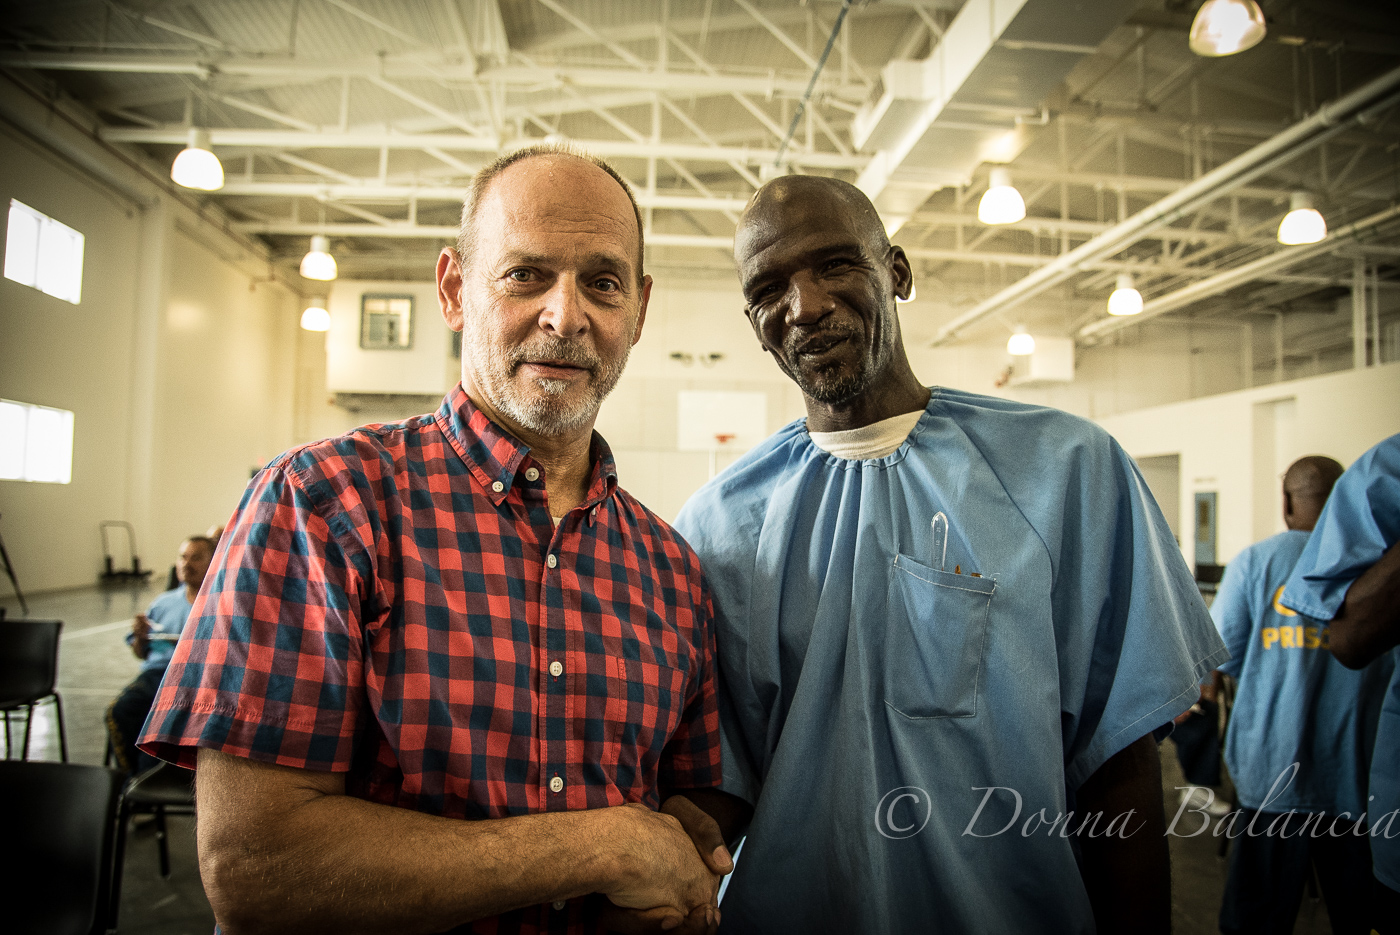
[139,386,722,822]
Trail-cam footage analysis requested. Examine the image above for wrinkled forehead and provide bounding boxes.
[479,156,640,269]
[736,181,881,277]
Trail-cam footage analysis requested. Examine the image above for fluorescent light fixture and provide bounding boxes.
[1107,273,1144,316]
[1007,326,1036,356]
[299,235,338,281]
[170,128,224,191]
[978,167,1026,225]
[1189,0,1267,57]
[300,297,331,332]
[1277,191,1327,245]
[0,398,74,484]
[5,200,84,304]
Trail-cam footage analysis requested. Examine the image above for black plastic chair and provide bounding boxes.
[0,619,68,761]
[0,760,124,935]
[115,760,196,884]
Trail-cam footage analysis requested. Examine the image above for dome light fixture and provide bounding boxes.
[299,235,338,281]
[170,128,224,191]
[1007,325,1036,356]
[1107,273,1144,317]
[1277,192,1327,245]
[1188,0,1267,57]
[300,297,330,332]
[978,167,1026,225]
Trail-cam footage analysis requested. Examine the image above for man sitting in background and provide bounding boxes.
[1211,456,1391,935]
[105,534,214,776]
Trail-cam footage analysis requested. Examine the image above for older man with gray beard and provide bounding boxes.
[139,145,732,935]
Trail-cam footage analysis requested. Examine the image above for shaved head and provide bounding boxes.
[1282,455,1344,531]
[737,175,890,266]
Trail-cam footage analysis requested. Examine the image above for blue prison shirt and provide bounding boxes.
[674,387,1229,935]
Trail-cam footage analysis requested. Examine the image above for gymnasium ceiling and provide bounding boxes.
[1,0,1398,352]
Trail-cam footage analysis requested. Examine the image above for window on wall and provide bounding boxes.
[4,199,85,304]
[0,399,75,484]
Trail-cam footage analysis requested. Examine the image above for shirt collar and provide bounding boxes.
[434,383,619,508]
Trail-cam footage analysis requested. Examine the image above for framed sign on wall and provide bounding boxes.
[360,294,414,350]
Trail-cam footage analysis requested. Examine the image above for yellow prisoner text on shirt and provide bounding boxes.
[1261,624,1329,650]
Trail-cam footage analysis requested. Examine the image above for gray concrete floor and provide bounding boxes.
[3,584,1340,934]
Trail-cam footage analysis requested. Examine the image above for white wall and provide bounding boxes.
[1097,362,1400,567]
[326,280,455,395]
[0,120,145,594]
[0,86,315,595]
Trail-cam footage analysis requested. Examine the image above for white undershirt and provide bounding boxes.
[808,409,925,460]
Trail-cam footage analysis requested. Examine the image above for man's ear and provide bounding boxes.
[889,246,913,301]
[436,247,466,331]
[632,274,653,345]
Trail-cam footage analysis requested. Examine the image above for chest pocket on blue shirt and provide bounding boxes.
[886,553,995,719]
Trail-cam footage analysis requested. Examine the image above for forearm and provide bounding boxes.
[198,751,625,935]
[1329,539,1400,668]
[1075,734,1170,935]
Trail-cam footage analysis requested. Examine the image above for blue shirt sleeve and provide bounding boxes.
[1052,437,1229,789]
[1211,548,1255,678]
[1280,434,1400,620]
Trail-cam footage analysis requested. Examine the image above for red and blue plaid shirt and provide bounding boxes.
[141,384,722,933]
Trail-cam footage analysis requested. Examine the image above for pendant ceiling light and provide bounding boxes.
[300,297,331,332]
[170,128,224,191]
[1188,0,1267,57]
[299,235,338,281]
[1107,273,1144,317]
[1277,192,1328,245]
[978,167,1026,225]
[1006,325,1036,356]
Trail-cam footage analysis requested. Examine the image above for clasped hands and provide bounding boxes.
[599,795,734,935]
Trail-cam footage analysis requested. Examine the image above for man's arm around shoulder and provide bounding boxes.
[1328,539,1400,669]
[197,749,721,935]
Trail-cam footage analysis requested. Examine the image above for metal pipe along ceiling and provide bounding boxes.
[929,63,1400,347]
[1077,203,1400,341]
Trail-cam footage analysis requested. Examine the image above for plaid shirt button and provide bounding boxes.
[526,468,540,481]
[550,776,564,793]
[491,480,504,492]
[552,901,566,911]
[546,554,558,568]
[549,661,563,677]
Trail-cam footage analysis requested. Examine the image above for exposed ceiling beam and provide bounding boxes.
[0,51,861,98]
[98,126,869,169]
[218,180,750,212]
[908,210,1247,244]
[932,65,1400,346]
[1078,204,1400,340]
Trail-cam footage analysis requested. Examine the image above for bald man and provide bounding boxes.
[139,146,729,935]
[1210,456,1393,935]
[674,175,1228,934]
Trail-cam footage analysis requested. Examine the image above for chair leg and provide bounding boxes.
[111,799,131,931]
[20,701,33,760]
[156,805,170,879]
[52,692,68,762]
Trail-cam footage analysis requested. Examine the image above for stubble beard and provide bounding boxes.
[785,324,873,406]
[462,309,631,436]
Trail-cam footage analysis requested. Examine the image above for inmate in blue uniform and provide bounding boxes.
[1213,529,1391,815]
[1281,434,1400,893]
[675,387,1229,935]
